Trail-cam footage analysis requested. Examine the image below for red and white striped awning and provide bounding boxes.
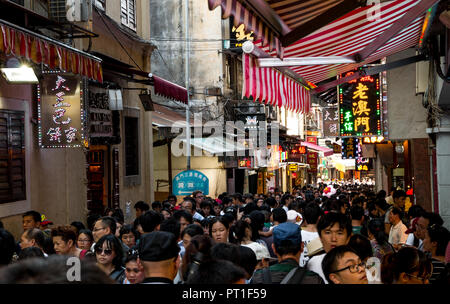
[243,53,310,113]
[257,0,428,85]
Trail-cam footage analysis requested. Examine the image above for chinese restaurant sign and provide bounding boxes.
[341,137,361,160]
[339,72,382,137]
[307,151,318,174]
[38,73,84,148]
[173,170,209,196]
[88,85,113,138]
[323,107,339,137]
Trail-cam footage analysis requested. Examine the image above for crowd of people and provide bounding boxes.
[0,184,449,284]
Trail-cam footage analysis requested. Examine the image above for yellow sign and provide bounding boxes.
[289,164,298,172]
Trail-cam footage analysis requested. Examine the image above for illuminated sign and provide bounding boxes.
[289,164,298,172]
[356,158,372,171]
[38,73,84,148]
[323,107,339,137]
[238,157,253,169]
[341,137,361,160]
[339,72,382,137]
[363,136,386,144]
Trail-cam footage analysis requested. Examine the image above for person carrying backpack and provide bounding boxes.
[251,222,324,284]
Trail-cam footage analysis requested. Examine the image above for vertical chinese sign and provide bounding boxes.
[323,107,339,137]
[339,73,382,137]
[38,74,84,148]
[307,152,318,174]
[341,137,361,160]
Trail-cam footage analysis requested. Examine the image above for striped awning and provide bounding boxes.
[257,0,430,85]
[243,53,311,113]
[0,19,103,82]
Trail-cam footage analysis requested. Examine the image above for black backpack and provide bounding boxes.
[262,266,308,284]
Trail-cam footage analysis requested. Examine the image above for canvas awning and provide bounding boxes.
[0,19,103,82]
[301,141,333,157]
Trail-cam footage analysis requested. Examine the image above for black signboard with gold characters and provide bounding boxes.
[230,16,254,48]
[341,137,361,160]
[339,72,382,137]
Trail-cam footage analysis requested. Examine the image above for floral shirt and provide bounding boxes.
[370,239,393,261]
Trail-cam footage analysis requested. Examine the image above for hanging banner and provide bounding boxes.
[323,107,339,137]
[307,151,318,174]
[173,170,209,196]
[38,73,84,148]
[339,73,382,137]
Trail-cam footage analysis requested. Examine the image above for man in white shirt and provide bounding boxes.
[299,202,321,267]
[307,212,352,284]
[388,207,408,250]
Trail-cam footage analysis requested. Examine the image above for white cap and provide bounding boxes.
[286,210,303,225]
[242,242,272,261]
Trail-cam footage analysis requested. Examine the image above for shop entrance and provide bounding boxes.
[86,145,110,215]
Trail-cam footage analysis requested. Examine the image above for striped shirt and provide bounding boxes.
[429,258,448,284]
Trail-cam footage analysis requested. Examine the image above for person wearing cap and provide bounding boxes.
[286,210,303,226]
[242,241,273,271]
[251,222,324,284]
[138,231,180,284]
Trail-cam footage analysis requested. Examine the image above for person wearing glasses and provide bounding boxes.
[322,245,368,284]
[51,226,87,259]
[76,229,94,251]
[94,234,125,283]
[192,191,204,210]
[381,246,432,284]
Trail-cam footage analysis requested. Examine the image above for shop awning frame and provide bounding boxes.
[301,141,334,157]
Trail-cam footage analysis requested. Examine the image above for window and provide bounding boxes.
[0,110,26,204]
[121,0,136,31]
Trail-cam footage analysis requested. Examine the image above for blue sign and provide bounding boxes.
[173,170,209,196]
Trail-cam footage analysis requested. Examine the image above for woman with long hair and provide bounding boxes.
[94,234,125,283]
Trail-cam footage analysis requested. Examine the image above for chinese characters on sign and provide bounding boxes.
[88,86,113,138]
[341,137,361,160]
[238,157,253,169]
[339,72,382,137]
[307,151,318,174]
[38,74,83,148]
[323,107,339,137]
[230,15,255,48]
[356,158,371,171]
[172,170,209,196]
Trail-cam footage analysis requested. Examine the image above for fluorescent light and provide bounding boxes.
[258,56,356,67]
[1,66,38,84]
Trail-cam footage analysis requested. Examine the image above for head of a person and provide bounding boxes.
[124,251,144,284]
[350,205,365,223]
[265,197,278,209]
[119,225,139,248]
[93,216,117,243]
[376,190,387,199]
[77,229,94,251]
[388,207,403,225]
[159,217,181,243]
[139,211,163,234]
[181,224,204,249]
[186,259,247,284]
[200,200,213,217]
[256,198,264,208]
[407,205,425,221]
[18,246,45,261]
[272,222,303,259]
[211,242,241,264]
[347,234,373,262]
[237,246,257,280]
[317,212,352,253]
[192,191,204,206]
[393,190,406,208]
[20,228,45,250]
[423,224,450,257]
[51,226,78,255]
[94,234,124,270]
[167,195,177,207]
[173,210,194,235]
[70,221,86,235]
[281,194,293,206]
[181,197,196,215]
[161,208,172,220]
[232,193,243,205]
[303,202,322,225]
[134,201,150,218]
[416,212,444,240]
[367,218,388,245]
[212,202,222,216]
[22,211,41,231]
[244,242,272,270]
[0,255,114,283]
[271,208,287,224]
[0,228,16,266]
[322,245,368,284]
[151,201,162,213]
[381,246,432,284]
[138,231,180,280]
[209,216,231,243]
[181,234,215,281]
[231,220,253,244]
[275,194,281,202]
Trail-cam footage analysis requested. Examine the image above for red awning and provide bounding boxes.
[0,19,103,82]
[243,53,310,113]
[153,75,188,105]
[256,0,431,86]
[301,141,333,157]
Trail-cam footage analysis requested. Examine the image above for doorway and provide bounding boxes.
[86,145,110,215]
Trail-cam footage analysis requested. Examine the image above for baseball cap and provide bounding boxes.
[286,210,303,225]
[273,222,302,247]
[40,214,53,226]
[242,242,274,261]
[138,231,180,262]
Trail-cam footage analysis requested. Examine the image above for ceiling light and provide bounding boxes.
[1,65,38,84]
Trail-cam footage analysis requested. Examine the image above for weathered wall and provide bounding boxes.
[387,48,428,140]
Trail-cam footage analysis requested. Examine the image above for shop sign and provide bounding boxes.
[238,157,253,169]
[356,158,371,171]
[342,137,361,160]
[339,72,382,137]
[362,136,386,144]
[173,170,209,196]
[307,151,318,173]
[88,86,113,138]
[323,107,339,137]
[38,73,84,148]
[307,136,317,145]
[289,164,298,172]
[333,143,342,154]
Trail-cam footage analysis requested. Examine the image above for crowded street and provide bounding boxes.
[0,0,449,291]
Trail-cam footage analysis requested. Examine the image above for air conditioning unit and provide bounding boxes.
[49,0,92,23]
